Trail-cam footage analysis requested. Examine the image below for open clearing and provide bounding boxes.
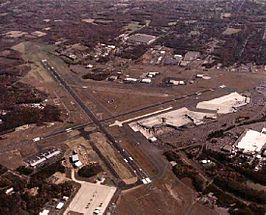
[116,169,217,215]
[90,132,136,182]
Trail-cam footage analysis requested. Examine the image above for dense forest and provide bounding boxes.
[0,162,75,215]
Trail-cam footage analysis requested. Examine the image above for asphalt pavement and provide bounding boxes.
[41,59,151,184]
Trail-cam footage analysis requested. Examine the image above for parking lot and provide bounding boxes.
[64,172,116,215]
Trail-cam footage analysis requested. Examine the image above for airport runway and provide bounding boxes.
[41,59,151,184]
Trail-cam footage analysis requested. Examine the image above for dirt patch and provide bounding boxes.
[116,169,216,215]
[90,132,135,182]
[64,137,94,168]
[0,150,24,169]
[222,27,241,35]
[92,89,169,115]
[5,31,28,38]
[48,171,69,184]
[31,31,47,37]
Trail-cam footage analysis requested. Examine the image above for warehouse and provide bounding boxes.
[196,92,250,114]
[27,148,61,168]
[127,33,157,45]
[71,153,83,168]
[183,51,200,61]
[129,107,216,141]
[235,129,266,155]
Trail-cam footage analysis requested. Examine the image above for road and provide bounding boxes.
[41,59,151,185]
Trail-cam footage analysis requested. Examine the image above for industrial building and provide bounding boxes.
[168,80,185,85]
[141,78,152,84]
[129,107,216,141]
[39,209,49,215]
[71,153,83,168]
[183,51,200,61]
[123,77,138,83]
[235,129,266,155]
[127,33,157,45]
[27,148,61,168]
[196,92,250,114]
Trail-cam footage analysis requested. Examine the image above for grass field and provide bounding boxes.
[90,132,136,182]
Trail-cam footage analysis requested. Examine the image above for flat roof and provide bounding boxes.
[196,92,250,114]
[30,157,46,167]
[56,202,64,209]
[236,129,266,153]
[129,107,216,140]
[39,209,49,215]
[74,161,83,167]
[183,51,200,61]
[128,33,157,45]
[71,154,79,162]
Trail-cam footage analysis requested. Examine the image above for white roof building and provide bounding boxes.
[149,136,158,142]
[30,158,46,167]
[147,72,159,78]
[236,129,266,154]
[45,150,60,159]
[129,107,216,141]
[86,64,93,68]
[124,77,138,82]
[196,74,204,78]
[196,92,250,114]
[74,160,83,168]
[39,209,49,215]
[56,202,64,210]
[141,78,152,84]
[33,137,41,142]
[5,187,14,195]
[127,33,157,45]
[169,80,179,85]
[71,154,79,163]
[169,80,185,85]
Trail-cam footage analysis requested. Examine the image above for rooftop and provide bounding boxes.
[74,160,83,167]
[129,107,216,140]
[71,154,79,162]
[183,51,200,61]
[236,129,266,154]
[127,33,157,45]
[196,92,250,114]
[39,209,49,215]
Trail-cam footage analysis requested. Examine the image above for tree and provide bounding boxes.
[16,166,33,176]
[78,164,102,178]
